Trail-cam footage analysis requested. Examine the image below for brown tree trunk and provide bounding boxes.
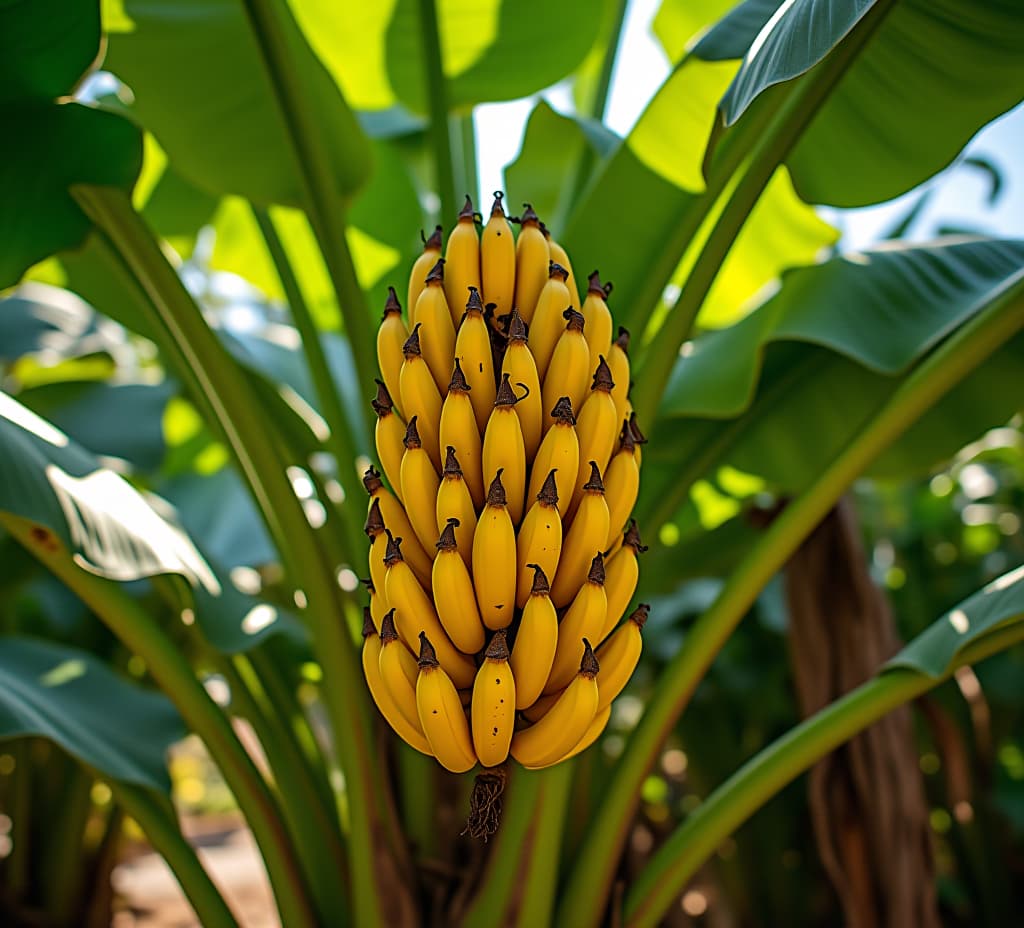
[784,498,940,928]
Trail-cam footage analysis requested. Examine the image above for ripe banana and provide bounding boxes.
[528,396,579,513]
[510,639,599,768]
[372,379,406,504]
[444,195,482,325]
[520,705,611,770]
[455,287,498,435]
[546,236,580,313]
[432,518,486,654]
[363,577,388,635]
[482,374,527,525]
[545,554,607,693]
[364,473,432,589]
[362,609,432,756]
[551,463,610,607]
[542,309,591,431]
[481,192,515,321]
[470,629,516,767]
[377,287,408,419]
[601,522,647,642]
[383,532,476,688]
[435,447,477,569]
[596,603,648,713]
[399,324,443,473]
[378,609,423,730]
[408,225,442,330]
[569,357,618,517]
[510,565,558,710]
[515,470,561,608]
[416,633,477,774]
[581,271,613,375]
[472,471,517,629]
[603,427,641,550]
[530,262,573,380]
[501,310,543,459]
[438,360,484,508]
[514,203,550,324]
[414,259,457,394]
[399,417,442,556]
[608,327,631,428]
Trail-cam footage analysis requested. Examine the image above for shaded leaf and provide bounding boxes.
[0,636,184,790]
[653,0,741,64]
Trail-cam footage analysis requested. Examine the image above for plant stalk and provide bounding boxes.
[416,0,458,223]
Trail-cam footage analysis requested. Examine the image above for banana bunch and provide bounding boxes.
[362,193,650,774]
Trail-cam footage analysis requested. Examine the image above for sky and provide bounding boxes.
[472,0,1024,250]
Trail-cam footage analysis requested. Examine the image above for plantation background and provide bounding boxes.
[2,0,1024,926]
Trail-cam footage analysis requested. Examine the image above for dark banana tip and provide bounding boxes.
[489,191,506,217]
[587,270,605,296]
[466,286,484,312]
[443,445,463,477]
[507,309,528,343]
[448,357,470,393]
[629,603,651,631]
[628,412,648,445]
[520,203,540,225]
[550,396,576,424]
[592,356,615,392]
[362,465,384,495]
[549,262,569,282]
[583,461,604,493]
[383,286,402,319]
[537,469,559,507]
[417,631,440,668]
[459,194,475,220]
[383,530,404,566]
[485,629,510,661]
[425,257,445,284]
[623,520,648,554]
[402,322,423,357]
[436,518,459,551]
[423,225,443,250]
[615,326,630,352]
[361,606,376,639]
[580,638,599,677]
[380,609,399,643]
[486,469,507,507]
[527,563,550,595]
[403,415,422,450]
[364,496,385,537]
[563,308,585,332]
[494,372,517,407]
[371,379,393,418]
[619,419,636,452]
[587,552,606,586]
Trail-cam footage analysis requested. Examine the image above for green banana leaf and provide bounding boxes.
[0,636,184,791]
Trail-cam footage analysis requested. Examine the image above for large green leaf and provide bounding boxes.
[653,0,744,64]
[0,102,142,288]
[698,0,1024,207]
[0,0,101,103]
[0,391,293,652]
[503,101,617,236]
[0,636,184,790]
[102,0,371,205]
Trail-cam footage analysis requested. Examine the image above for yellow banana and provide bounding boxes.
[438,360,484,508]
[399,416,442,555]
[399,324,443,473]
[481,192,515,321]
[542,309,591,430]
[364,468,434,588]
[408,225,443,330]
[413,259,457,394]
[377,287,408,419]
[530,262,573,380]
[596,603,648,713]
[501,310,543,459]
[515,470,561,608]
[551,463,610,607]
[383,532,476,688]
[363,577,388,635]
[416,633,478,774]
[362,609,433,755]
[581,271,613,376]
[569,357,619,517]
[455,286,498,435]
[545,554,607,693]
[444,195,481,326]
[372,379,406,504]
[432,518,486,654]
[510,564,558,710]
[522,687,561,723]
[528,396,579,512]
[521,705,611,770]
[378,609,423,730]
[514,203,550,323]
[435,447,477,569]
[546,235,580,312]
[601,522,647,641]
[472,471,517,630]
[510,640,599,769]
[470,629,516,767]
[365,495,391,598]
[482,374,527,525]
[607,327,631,428]
[603,428,641,550]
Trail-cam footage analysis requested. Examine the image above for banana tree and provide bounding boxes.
[2,0,1024,926]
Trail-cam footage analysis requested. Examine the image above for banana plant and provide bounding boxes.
[2,0,1024,926]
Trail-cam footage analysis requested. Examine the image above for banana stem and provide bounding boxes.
[107,781,239,928]
[557,273,1024,927]
[251,204,365,559]
[624,622,1024,926]
[417,0,458,224]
